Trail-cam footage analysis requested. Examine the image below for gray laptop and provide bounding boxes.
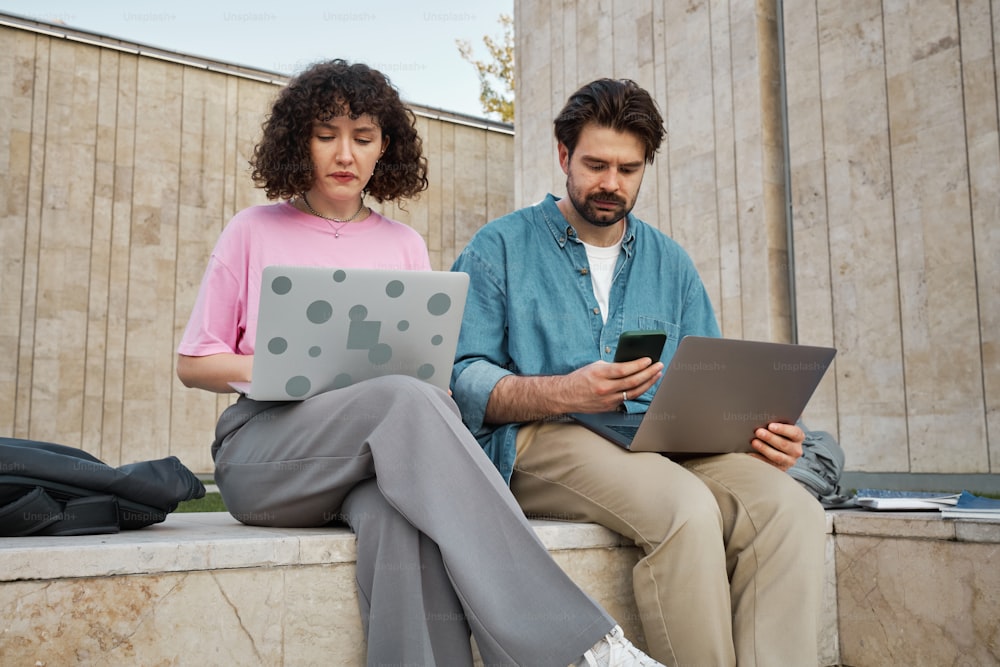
[570,336,836,455]
[230,266,469,400]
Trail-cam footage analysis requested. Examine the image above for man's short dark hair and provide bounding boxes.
[553,78,665,164]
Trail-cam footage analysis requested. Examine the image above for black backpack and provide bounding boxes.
[0,437,206,536]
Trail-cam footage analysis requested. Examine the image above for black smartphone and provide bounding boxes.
[614,330,667,362]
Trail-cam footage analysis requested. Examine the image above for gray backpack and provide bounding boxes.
[789,425,854,508]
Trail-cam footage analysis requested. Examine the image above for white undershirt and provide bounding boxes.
[582,231,624,323]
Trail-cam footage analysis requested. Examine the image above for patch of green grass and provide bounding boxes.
[175,492,227,513]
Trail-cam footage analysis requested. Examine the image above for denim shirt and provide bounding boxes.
[450,194,721,483]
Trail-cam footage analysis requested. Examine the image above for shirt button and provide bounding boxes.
[580,268,589,275]
[605,346,611,354]
[593,307,600,315]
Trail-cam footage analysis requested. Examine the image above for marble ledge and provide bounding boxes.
[0,513,633,583]
[829,508,1000,543]
[6,509,993,585]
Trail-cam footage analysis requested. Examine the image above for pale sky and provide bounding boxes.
[0,0,513,120]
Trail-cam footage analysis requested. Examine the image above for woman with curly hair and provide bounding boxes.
[176,60,660,667]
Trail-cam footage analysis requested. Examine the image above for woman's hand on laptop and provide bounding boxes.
[748,422,804,471]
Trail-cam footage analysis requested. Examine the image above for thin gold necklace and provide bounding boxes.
[300,193,367,238]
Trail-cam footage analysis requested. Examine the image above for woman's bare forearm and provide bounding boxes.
[176,353,253,393]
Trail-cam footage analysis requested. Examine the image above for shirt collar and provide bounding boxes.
[539,193,636,254]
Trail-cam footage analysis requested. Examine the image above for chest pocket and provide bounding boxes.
[636,317,680,362]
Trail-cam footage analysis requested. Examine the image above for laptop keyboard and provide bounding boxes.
[608,424,639,439]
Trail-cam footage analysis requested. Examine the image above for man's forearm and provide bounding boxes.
[484,374,574,424]
[482,358,661,424]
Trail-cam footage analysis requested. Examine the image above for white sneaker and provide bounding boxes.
[576,625,665,666]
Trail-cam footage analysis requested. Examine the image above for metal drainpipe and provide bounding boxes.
[775,0,798,342]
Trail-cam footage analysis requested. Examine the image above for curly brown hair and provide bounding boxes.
[250,59,429,203]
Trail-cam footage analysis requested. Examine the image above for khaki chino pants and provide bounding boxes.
[513,420,826,667]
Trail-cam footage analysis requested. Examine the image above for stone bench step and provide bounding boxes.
[2,510,998,665]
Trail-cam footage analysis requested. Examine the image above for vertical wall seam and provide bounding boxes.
[82,46,100,450]
[776,0,798,343]
[812,1,841,437]
[22,35,52,438]
[956,0,994,470]
[880,4,911,470]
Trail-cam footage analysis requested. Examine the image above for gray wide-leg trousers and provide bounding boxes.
[211,375,611,667]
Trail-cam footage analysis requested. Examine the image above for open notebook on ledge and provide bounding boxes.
[856,489,1000,519]
[940,492,1000,520]
[854,489,962,510]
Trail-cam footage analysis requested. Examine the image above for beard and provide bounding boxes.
[565,178,636,228]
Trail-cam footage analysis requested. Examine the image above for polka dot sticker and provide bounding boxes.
[271,275,293,295]
[307,300,333,324]
[427,292,451,316]
[369,343,392,365]
[385,280,405,298]
[285,376,311,398]
[268,337,288,354]
[417,364,435,380]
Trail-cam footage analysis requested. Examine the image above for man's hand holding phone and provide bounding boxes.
[568,330,668,411]
[485,331,666,421]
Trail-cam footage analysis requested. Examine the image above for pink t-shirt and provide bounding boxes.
[178,201,432,357]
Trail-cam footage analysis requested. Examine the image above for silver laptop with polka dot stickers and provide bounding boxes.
[229,266,469,400]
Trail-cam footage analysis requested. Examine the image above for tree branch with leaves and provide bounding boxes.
[456,13,515,122]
